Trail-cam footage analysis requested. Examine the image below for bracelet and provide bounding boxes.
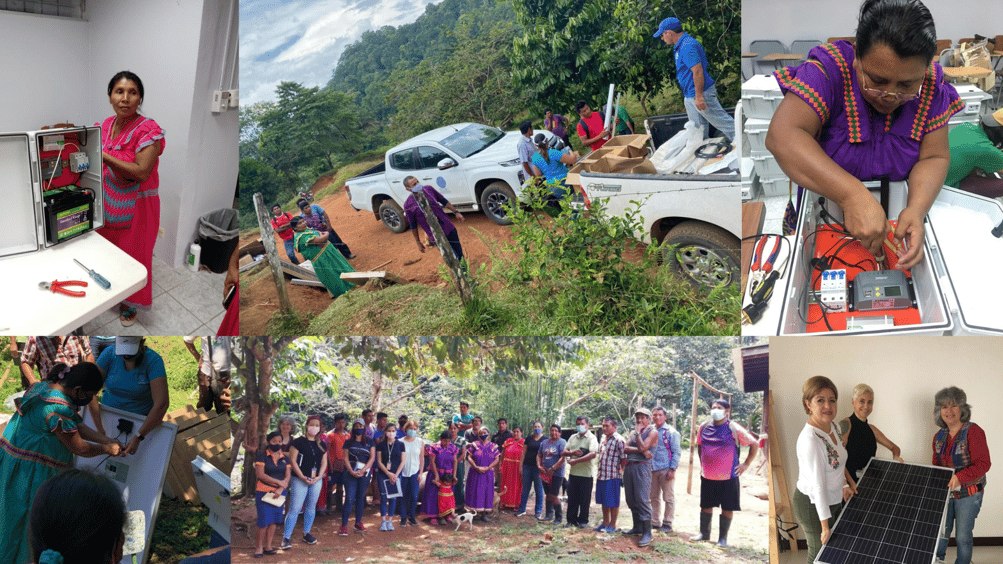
[842,484,851,489]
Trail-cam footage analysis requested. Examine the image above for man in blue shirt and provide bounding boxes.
[654,17,734,142]
[650,406,682,533]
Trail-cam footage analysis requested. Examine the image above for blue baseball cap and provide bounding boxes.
[653,17,682,38]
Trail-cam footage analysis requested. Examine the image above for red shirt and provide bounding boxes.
[932,423,991,486]
[328,429,350,470]
[576,113,608,151]
[270,212,295,241]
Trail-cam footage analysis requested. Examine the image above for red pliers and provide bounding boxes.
[750,235,782,288]
[39,280,88,297]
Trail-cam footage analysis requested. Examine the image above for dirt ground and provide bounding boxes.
[230,461,769,564]
[240,176,520,335]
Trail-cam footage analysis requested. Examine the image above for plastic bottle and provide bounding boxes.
[187,241,201,272]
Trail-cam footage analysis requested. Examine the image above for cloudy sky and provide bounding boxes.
[240,0,444,106]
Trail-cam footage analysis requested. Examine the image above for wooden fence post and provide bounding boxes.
[253,193,293,315]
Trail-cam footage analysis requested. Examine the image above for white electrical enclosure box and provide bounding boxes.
[191,456,231,543]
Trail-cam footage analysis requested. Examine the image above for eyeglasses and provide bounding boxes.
[858,69,922,102]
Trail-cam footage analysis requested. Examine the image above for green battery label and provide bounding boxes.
[56,204,91,240]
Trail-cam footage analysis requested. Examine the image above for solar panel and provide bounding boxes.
[816,458,954,564]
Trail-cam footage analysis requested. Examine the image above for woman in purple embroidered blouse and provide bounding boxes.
[766,0,962,270]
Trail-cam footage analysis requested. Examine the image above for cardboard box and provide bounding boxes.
[603,134,651,158]
[595,155,650,174]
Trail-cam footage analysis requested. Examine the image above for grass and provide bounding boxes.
[148,495,213,564]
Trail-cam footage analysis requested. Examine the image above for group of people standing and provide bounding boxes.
[252,399,761,556]
[795,378,990,564]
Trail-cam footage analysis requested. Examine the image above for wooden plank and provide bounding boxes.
[291,278,325,288]
[238,257,265,273]
[340,271,386,281]
[279,260,319,281]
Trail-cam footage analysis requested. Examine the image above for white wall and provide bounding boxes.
[769,336,1003,540]
[743,0,1003,53]
[0,0,238,268]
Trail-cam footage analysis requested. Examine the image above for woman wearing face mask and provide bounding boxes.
[838,383,903,482]
[449,422,468,512]
[402,175,465,262]
[0,363,123,564]
[280,415,327,550]
[254,431,291,557]
[932,387,989,564]
[340,420,376,536]
[499,426,526,511]
[398,420,425,526]
[88,336,169,456]
[289,216,355,299]
[28,470,127,564]
[766,0,961,270]
[517,422,547,518]
[793,376,857,562]
[466,427,501,521]
[422,430,460,524]
[375,422,404,532]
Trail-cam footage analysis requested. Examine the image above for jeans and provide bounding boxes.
[519,464,544,515]
[283,476,322,539]
[792,488,842,563]
[282,239,300,265]
[683,84,735,142]
[937,491,983,564]
[377,476,398,517]
[400,474,419,522]
[341,472,370,526]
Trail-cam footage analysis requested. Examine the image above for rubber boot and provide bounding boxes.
[638,520,653,547]
[553,503,563,525]
[690,512,712,541]
[539,501,554,521]
[717,515,732,548]
[623,511,642,535]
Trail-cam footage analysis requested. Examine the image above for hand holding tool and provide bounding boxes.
[74,259,111,289]
[39,280,88,297]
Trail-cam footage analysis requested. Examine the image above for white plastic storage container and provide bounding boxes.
[741,74,783,120]
[948,84,991,131]
[741,157,755,200]
[774,182,1003,336]
[0,126,104,259]
[756,174,792,197]
[744,117,771,156]
[751,153,784,178]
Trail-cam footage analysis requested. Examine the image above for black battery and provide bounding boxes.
[43,187,94,245]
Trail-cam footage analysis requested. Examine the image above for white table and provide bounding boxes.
[0,231,146,334]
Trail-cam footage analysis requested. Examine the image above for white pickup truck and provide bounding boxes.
[575,113,741,288]
[345,123,551,233]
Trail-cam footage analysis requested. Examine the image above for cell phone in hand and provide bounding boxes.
[223,285,236,309]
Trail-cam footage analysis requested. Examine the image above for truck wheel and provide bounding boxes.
[661,222,739,289]
[481,182,517,225]
[378,199,408,234]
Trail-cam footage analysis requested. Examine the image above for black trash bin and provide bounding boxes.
[198,208,238,273]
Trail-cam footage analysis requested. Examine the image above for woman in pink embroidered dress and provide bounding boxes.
[97,71,165,326]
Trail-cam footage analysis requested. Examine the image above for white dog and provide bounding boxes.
[455,509,477,531]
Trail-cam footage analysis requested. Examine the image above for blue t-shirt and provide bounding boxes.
[97,345,166,416]
[674,32,715,98]
[539,437,568,478]
[531,150,570,182]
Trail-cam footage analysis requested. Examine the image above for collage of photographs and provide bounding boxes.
[1,0,1002,563]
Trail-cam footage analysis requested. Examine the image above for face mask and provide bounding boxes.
[410,184,423,193]
[480,434,489,441]
[577,425,587,434]
[268,444,281,452]
[353,428,363,436]
[710,408,726,422]
[533,428,542,435]
[72,393,93,407]
[307,425,320,436]
[407,429,417,438]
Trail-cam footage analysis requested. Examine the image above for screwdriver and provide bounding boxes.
[73,259,111,289]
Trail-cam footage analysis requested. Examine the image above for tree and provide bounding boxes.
[237,158,285,229]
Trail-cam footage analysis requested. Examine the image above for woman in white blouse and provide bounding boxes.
[794,376,858,562]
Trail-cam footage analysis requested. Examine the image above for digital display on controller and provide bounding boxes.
[884,286,902,297]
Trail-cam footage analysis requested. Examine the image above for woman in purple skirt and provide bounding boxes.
[766,0,962,270]
[465,428,501,521]
[422,431,460,524]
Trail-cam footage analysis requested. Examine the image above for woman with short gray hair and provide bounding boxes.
[277,415,297,454]
[931,386,990,564]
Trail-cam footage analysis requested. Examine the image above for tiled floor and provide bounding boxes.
[81,254,227,335]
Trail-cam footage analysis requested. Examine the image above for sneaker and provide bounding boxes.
[399,519,408,527]
[379,521,388,531]
[354,522,366,533]
[303,533,317,545]
[408,518,418,526]
[387,520,395,531]
[593,524,606,532]
[515,511,527,517]
[604,526,618,533]
[338,526,348,536]
[279,538,292,550]
[660,524,673,533]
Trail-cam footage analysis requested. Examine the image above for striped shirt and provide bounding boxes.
[597,432,626,481]
[20,337,92,381]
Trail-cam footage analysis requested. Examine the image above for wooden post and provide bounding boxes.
[253,193,292,315]
[671,402,677,429]
[412,189,474,304]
